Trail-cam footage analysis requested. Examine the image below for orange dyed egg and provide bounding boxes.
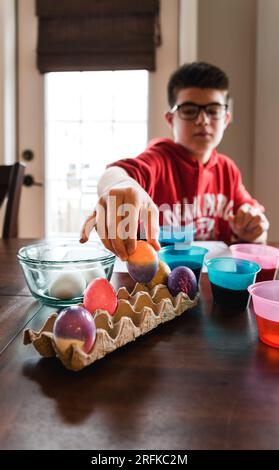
[147,259,171,288]
[127,241,158,283]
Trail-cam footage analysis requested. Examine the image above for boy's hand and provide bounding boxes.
[229,203,269,243]
[80,186,160,260]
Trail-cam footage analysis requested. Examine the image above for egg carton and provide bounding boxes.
[24,283,199,371]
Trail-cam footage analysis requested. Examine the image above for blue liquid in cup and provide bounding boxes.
[159,225,196,246]
[205,257,261,310]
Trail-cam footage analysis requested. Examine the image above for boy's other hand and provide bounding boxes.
[229,203,269,243]
[79,186,160,260]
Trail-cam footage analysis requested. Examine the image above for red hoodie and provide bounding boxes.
[108,138,263,244]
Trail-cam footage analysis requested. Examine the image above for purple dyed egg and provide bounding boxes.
[167,266,197,300]
[127,240,158,284]
[53,305,96,354]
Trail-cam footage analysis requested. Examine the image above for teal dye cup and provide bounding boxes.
[159,225,196,247]
[205,257,261,311]
[159,245,208,284]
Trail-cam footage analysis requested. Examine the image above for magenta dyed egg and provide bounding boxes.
[167,266,197,300]
[127,240,158,283]
[53,305,96,354]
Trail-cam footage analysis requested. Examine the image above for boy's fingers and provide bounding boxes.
[149,238,161,251]
[241,225,263,242]
[252,225,264,236]
[80,203,117,255]
[124,192,140,256]
[254,212,269,232]
[245,214,262,232]
[234,208,250,229]
[79,210,96,243]
[228,214,235,229]
[98,223,117,255]
[145,204,161,251]
[233,209,244,228]
[108,191,128,261]
[140,202,161,251]
[98,209,117,255]
[241,212,254,230]
[95,197,109,245]
[230,206,269,240]
[81,189,162,258]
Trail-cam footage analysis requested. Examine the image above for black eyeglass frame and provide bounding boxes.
[169,101,229,120]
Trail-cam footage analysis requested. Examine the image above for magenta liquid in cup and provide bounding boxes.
[230,244,279,282]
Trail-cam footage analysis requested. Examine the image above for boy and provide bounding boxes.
[80,62,269,260]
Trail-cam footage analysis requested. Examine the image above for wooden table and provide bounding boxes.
[1,239,279,450]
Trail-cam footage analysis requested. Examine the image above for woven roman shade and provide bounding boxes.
[36,0,161,73]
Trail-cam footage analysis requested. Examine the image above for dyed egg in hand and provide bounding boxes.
[53,305,96,354]
[167,266,197,300]
[127,240,158,284]
[49,272,86,299]
[147,259,171,288]
[83,278,118,316]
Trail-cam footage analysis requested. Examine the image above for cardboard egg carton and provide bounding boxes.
[24,283,199,371]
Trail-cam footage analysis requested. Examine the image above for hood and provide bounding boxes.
[147,137,218,170]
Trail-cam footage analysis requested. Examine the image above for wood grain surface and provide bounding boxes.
[1,239,279,450]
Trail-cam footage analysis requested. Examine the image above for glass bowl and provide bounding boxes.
[17,239,116,307]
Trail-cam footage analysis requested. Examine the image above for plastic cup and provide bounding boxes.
[159,245,208,284]
[206,257,260,311]
[248,280,279,348]
[230,244,279,282]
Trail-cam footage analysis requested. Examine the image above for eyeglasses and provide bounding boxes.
[170,101,229,121]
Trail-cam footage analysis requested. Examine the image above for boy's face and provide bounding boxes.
[165,87,231,157]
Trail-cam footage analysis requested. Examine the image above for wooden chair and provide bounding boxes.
[0,162,25,238]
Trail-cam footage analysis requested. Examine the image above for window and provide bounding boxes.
[45,70,148,236]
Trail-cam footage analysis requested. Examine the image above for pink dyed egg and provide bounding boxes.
[83,278,118,316]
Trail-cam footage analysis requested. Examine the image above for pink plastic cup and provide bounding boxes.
[248,280,279,348]
[230,244,279,282]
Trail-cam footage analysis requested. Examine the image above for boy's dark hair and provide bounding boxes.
[167,62,229,108]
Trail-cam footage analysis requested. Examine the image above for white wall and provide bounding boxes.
[198,0,257,192]
[197,0,279,242]
[148,0,179,140]
[17,0,44,237]
[255,0,279,242]
[0,0,16,165]
[179,0,198,64]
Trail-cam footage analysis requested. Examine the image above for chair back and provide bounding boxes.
[0,162,25,238]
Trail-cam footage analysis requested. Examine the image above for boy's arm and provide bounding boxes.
[97,166,146,197]
[229,203,269,243]
[80,166,160,259]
